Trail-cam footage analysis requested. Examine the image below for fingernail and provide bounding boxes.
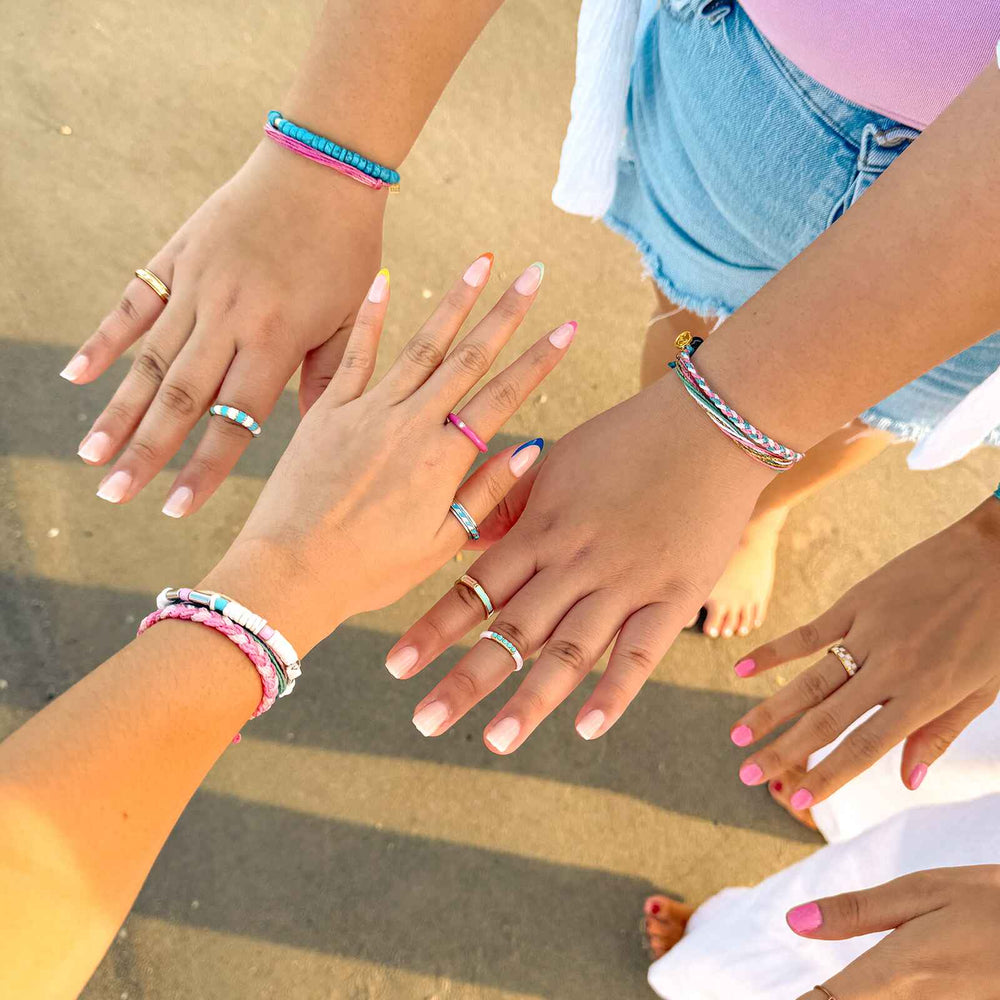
[78,430,113,464]
[367,267,390,303]
[514,261,544,296]
[509,438,544,477]
[485,716,521,753]
[790,788,814,811]
[386,645,419,679]
[739,762,764,786]
[96,470,132,504]
[60,354,89,382]
[734,658,755,677]
[576,708,605,740]
[412,700,448,737]
[908,763,928,790]
[730,724,753,748]
[548,320,577,349]
[462,252,494,288]
[161,486,194,518]
[786,902,823,935]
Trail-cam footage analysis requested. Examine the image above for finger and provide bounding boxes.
[381,252,495,401]
[734,601,854,678]
[62,254,176,384]
[765,699,911,806]
[576,601,690,738]
[411,568,584,738]
[321,268,390,407]
[483,592,624,753]
[299,326,353,415]
[444,320,576,455]
[384,536,536,680]
[730,650,857,748]
[900,682,999,790]
[160,348,297,517]
[79,295,195,472]
[469,462,538,550]
[786,870,948,941]
[92,326,234,504]
[415,261,545,408]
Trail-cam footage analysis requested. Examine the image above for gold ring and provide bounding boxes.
[456,574,494,620]
[829,643,860,678]
[135,267,171,303]
[814,986,838,1000]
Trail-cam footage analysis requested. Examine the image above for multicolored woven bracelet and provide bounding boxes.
[266,111,400,190]
[994,481,1000,501]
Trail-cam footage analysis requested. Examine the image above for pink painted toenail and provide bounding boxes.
[651,902,661,915]
[771,780,783,793]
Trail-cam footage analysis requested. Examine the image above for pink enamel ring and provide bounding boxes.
[446,412,488,453]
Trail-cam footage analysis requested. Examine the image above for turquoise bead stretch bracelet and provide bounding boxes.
[267,110,400,186]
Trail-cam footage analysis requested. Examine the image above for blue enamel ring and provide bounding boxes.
[210,403,262,437]
[449,501,479,540]
[480,630,524,671]
[457,574,494,619]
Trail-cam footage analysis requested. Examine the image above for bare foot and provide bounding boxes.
[768,766,818,832]
[697,507,788,637]
[643,895,696,960]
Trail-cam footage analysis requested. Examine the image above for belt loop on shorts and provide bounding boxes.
[858,123,920,174]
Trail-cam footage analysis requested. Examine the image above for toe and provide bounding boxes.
[703,603,725,638]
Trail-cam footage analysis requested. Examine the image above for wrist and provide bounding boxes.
[959,491,1000,560]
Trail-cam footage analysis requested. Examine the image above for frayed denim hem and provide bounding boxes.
[603,211,734,321]
[858,408,1000,448]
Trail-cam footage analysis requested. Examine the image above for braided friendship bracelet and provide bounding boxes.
[266,111,400,190]
[137,604,279,742]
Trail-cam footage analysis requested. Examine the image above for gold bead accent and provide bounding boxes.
[674,330,693,349]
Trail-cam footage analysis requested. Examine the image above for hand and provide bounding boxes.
[64,140,386,516]
[203,257,575,653]
[790,866,1000,1000]
[728,495,1000,807]
[387,375,776,752]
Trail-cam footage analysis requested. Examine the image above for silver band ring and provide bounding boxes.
[449,501,480,541]
[829,643,860,678]
[135,266,171,304]
[457,574,494,619]
[480,630,524,671]
[210,403,262,438]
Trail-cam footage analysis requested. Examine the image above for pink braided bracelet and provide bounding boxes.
[137,604,279,743]
[264,123,389,190]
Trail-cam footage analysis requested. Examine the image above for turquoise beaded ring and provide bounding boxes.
[480,630,524,672]
[210,403,262,437]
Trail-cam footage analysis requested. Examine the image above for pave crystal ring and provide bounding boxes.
[210,403,262,437]
[456,574,494,619]
[829,643,860,678]
[135,266,171,303]
[480,630,524,671]
[448,501,479,540]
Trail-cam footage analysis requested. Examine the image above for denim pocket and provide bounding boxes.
[663,0,733,24]
[828,123,920,226]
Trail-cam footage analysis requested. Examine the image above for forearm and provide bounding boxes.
[697,62,1000,452]
[281,0,505,167]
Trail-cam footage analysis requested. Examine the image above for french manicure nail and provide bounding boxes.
[734,658,755,677]
[576,708,605,740]
[730,724,753,748]
[60,354,89,382]
[509,439,544,477]
[161,486,194,519]
[786,902,823,935]
[486,716,521,753]
[790,788,814,811]
[548,320,577,349]
[386,645,419,679]
[78,431,113,464]
[514,261,544,296]
[412,700,448,737]
[367,267,390,303]
[96,470,132,504]
[739,762,764,786]
[462,252,494,288]
[909,763,928,790]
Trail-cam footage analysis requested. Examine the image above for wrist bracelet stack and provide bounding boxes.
[138,587,302,743]
[265,110,400,191]
[669,333,805,472]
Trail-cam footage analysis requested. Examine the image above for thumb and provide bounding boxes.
[298,324,353,416]
[465,459,540,550]
[786,871,946,941]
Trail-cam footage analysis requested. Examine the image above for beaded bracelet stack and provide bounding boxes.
[669,333,804,472]
[265,111,400,191]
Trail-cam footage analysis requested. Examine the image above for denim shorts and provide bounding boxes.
[605,0,1000,445]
